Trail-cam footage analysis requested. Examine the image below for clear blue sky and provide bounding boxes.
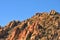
[0,0,60,26]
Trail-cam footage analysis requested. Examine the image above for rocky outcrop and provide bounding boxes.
[0,10,60,40]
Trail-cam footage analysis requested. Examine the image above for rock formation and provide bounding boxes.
[0,10,60,40]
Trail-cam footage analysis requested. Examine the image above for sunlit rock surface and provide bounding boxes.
[0,10,60,40]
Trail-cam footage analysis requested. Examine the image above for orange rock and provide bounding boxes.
[0,10,60,40]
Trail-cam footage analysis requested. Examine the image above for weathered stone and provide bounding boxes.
[0,10,60,40]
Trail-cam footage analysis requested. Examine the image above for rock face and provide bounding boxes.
[0,10,60,40]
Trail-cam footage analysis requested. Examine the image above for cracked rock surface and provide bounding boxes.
[0,10,60,40]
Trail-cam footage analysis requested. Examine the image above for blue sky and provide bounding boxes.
[0,0,60,26]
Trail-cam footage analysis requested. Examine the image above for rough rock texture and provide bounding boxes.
[0,10,60,40]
